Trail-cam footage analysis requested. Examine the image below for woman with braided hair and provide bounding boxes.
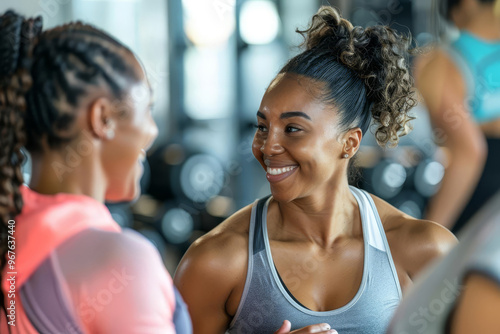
[174,6,457,334]
[0,11,191,333]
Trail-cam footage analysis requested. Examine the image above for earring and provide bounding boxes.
[343,153,349,159]
[105,129,115,140]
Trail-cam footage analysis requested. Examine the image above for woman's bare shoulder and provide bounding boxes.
[190,202,253,256]
[174,203,253,285]
[173,203,255,322]
[415,46,466,104]
[416,47,458,78]
[368,192,458,277]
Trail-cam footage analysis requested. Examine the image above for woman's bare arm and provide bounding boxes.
[451,273,500,333]
[174,207,251,334]
[416,50,487,229]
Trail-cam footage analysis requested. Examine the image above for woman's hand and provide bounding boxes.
[274,320,338,334]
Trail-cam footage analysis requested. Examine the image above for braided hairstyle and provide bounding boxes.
[0,10,140,319]
[280,6,417,148]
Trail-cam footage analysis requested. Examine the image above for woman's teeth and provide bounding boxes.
[266,166,297,175]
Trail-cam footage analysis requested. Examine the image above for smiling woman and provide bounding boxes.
[174,6,457,334]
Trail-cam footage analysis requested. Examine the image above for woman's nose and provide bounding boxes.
[259,131,284,156]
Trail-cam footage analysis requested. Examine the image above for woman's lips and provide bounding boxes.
[266,165,298,183]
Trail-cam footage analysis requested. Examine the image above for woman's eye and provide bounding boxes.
[286,126,301,133]
[254,124,268,132]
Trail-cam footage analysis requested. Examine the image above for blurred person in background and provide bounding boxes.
[0,11,191,333]
[175,6,457,334]
[416,0,500,233]
[387,191,500,333]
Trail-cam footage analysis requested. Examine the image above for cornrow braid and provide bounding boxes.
[25,22,138,151]
[0,10,42,326]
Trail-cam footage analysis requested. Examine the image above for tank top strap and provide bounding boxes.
[228,195,272,329]
[251,195,272,254]
[350,186,403,299]
[349,186,385,251]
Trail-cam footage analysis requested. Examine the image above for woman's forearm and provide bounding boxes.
[425,149,486,229]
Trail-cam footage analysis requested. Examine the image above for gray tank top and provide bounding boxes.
[227,186,402,334]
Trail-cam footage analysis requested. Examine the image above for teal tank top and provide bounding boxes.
[227,187,402,334]
[445,31,500,123]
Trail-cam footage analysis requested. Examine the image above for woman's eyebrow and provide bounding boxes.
[256,111,312,120]
[280,111,311,120]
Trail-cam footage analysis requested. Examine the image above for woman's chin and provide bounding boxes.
[106,164,143,203]
[105,181,141,204]
[122,181,142,203]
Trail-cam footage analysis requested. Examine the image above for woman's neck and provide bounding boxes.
[273,179,362,248]
[465,4,500,40]
[29,152,106,202]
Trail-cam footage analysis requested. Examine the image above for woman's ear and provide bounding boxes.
[88,97,116,140]
[342,128,362,158]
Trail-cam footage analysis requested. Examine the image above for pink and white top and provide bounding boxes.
[1,185,187,333]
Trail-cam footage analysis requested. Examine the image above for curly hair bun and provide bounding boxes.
[298,6,417,148]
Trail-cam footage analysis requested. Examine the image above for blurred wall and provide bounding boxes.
[0,0,170,145]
